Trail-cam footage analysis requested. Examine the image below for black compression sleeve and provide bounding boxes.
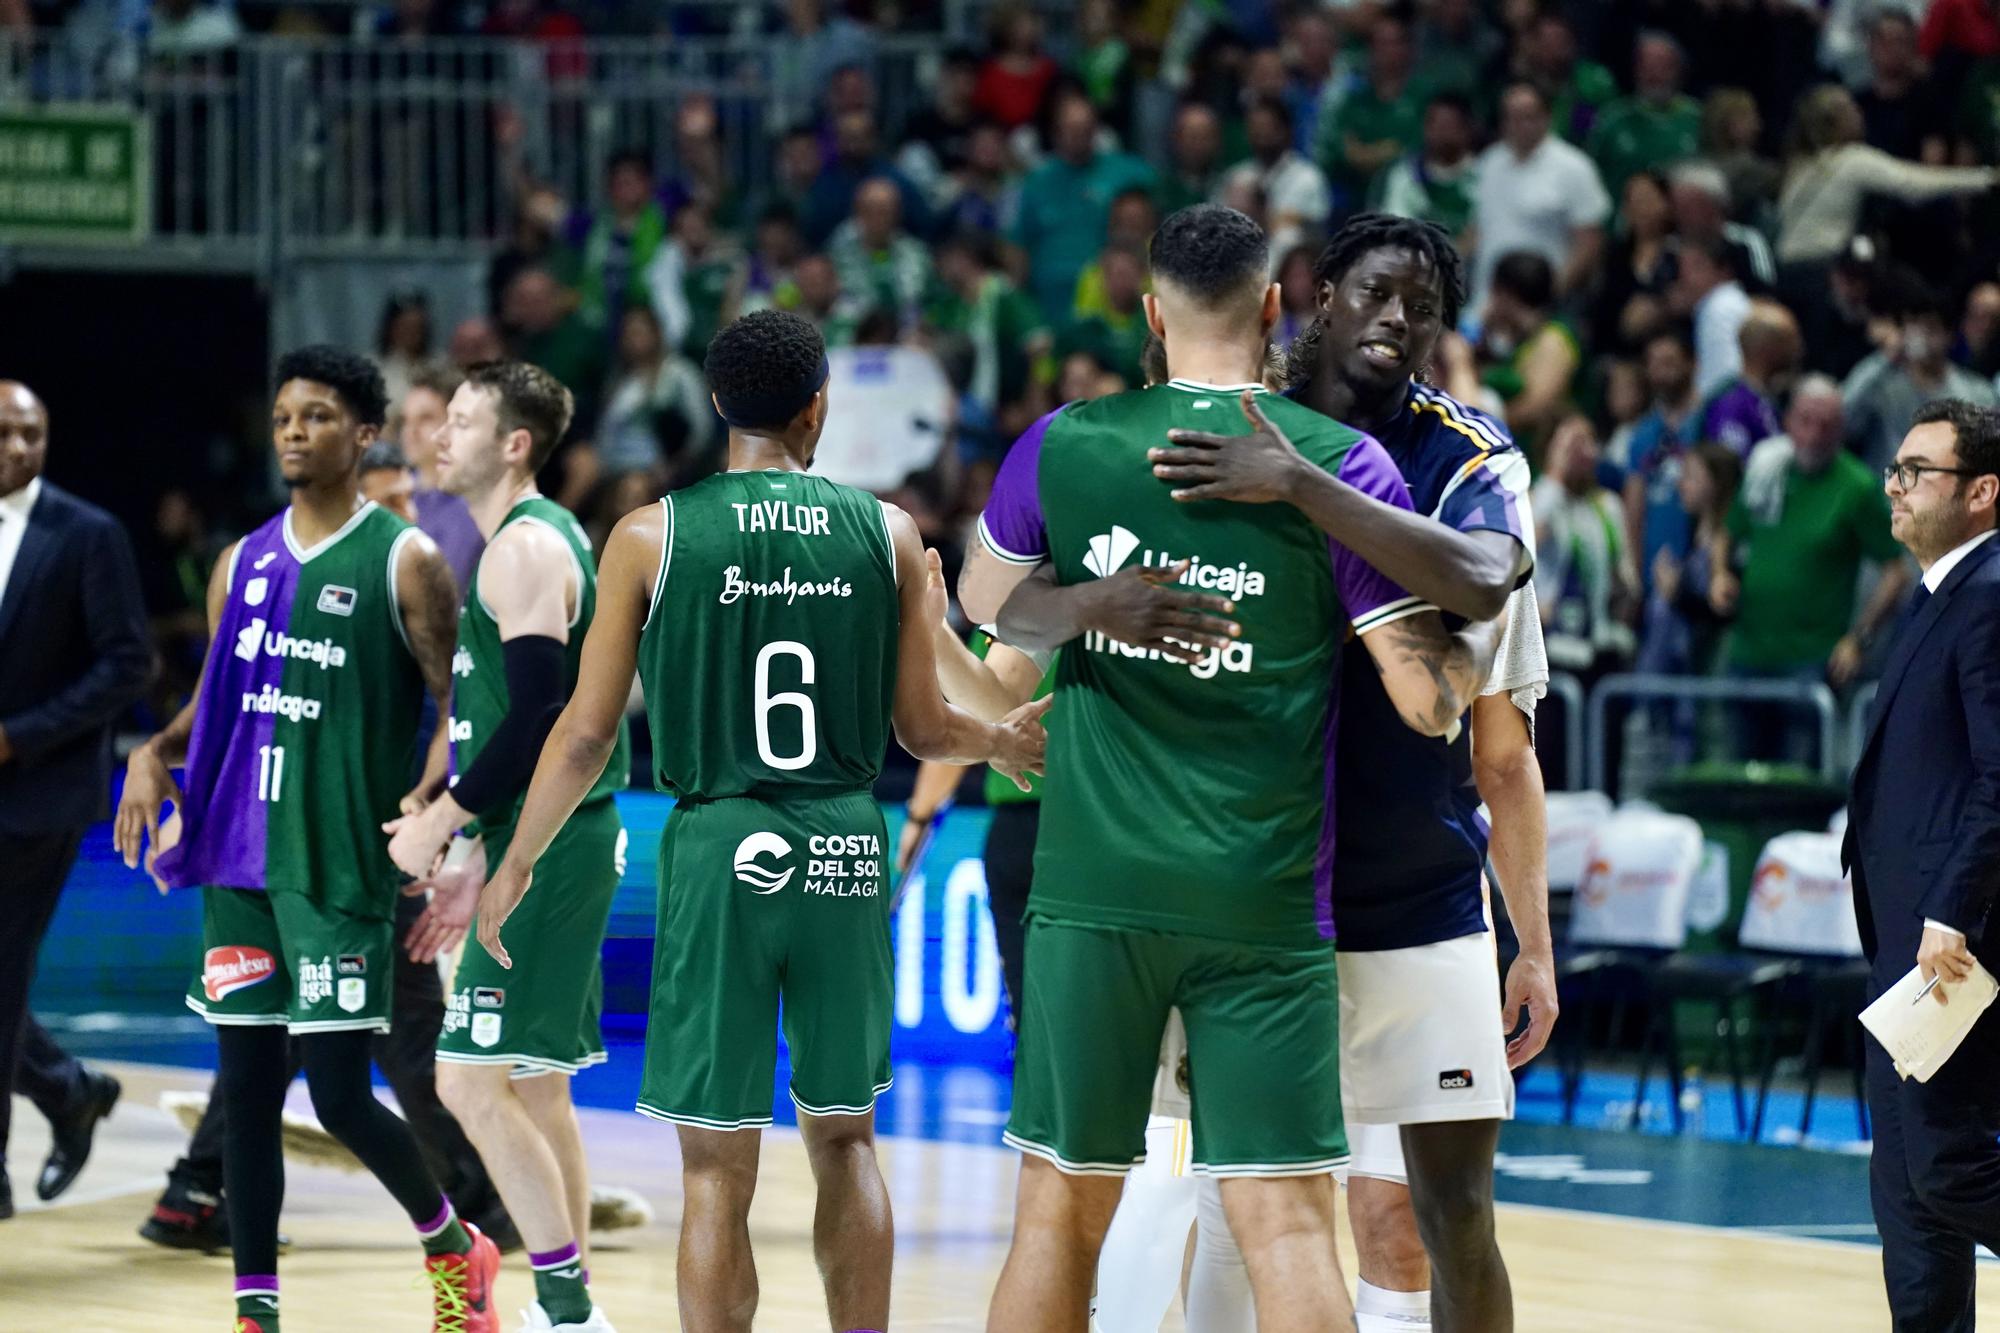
[448,633,566,817]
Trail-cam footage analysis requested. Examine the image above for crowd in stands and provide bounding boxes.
[66,0,2000,783]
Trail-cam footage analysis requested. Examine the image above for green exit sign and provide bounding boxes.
[0,107,150,243]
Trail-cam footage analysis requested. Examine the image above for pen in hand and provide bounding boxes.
[1913,973,1945,1006]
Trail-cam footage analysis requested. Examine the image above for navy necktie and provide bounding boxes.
[1897,581,1932,641]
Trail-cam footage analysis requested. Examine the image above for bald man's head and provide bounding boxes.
[0,381,48,498]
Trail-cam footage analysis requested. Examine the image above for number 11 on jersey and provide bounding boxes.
[257,743,286,802]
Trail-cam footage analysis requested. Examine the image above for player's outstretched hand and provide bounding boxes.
[402,841,486,964]
[1075,558,1240,664]
[1502,949,1559,1069]
[922,546,950,628]
[1150,390,1308,504]
[382,811,448,880]
[476,860,533,969]
[115,744,183,881]
[989,695,1053,792]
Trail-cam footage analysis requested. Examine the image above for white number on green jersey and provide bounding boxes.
[753,640,817,771]
[257,744,286,802]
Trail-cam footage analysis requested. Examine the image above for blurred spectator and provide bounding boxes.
[1414,0,1501,113]
[1699,300,1800,457]
[1070,188,1156,320]
[975,4,1059,131]
[1842,278,1999,471]
[931,121,1014,239]
[1010,91,1154,322]
[1701,90,1781,227]
[1055,244,1150,389]
[1316,13,1425,211]
[790,253,864,348]
[1776,84,1999,268]
[899,48,983,202]
[1480,251,1582,454]
[1283,10,1340,154]
[561,151,668,340]
[489,185,564,322]
[1587,30,1701,206]
[1669,162,1776,296]
[1159,101,1226,214]
[1601,355,1651,471]
[148,0,240,56]
[927,231,1050,421]
[501,266,606,437]
[804,109,929,247]
[359,441,417,523]
[1920,0,2000,67]
[1956,280,2000,375]
[1591,169,1675,355]
[375,290,431,409]
[1055,347,1122,405]
[1622,327,1705,596]
[561,305,714,521]
[1371,91,1478,245]
[1636,441,1742,685]
[659,97,737,232]
[1273,242,1319,346]
[814,311,955,495]
[1720,376,1912,759]
[1822,0,1929,89]
[1217,96,1329,260]
[760,126,825,228]
[1534,414,1638,676]
[396,362,483,593]
[143,488,221,716]
[480,0,583,42]
[829,177,934,329]
[645,203,742,360]
[1073,0,1134,136]
[769,0,877,133]
[448,316,504,370]
[365,0,461,40]
[739,206,807,315]
[1472,82,1611,316]
[1801,236,1887,379]
[1856,11,1950,164]
[1519,8,1618,144]
[1670,234,1752,400]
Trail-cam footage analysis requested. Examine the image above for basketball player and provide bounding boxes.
[1147,214,1556,1333]
[380,361,626,1333]
[114,346,502,1333]
[957,205,1502,1333]
[467,309,1050,1333]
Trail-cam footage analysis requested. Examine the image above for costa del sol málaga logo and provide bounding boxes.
[732,832,796,894]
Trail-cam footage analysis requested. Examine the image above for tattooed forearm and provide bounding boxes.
[1365,611,1503,737]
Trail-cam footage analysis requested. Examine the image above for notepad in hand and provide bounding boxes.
[1859,961,2000,1082]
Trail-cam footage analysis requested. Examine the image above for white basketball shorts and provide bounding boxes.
[1336,929,1515,1127]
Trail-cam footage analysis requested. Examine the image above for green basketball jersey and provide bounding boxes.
[158,502,428,921]
[976,381,1427,945]
[451,495,631,841]
[637,470,900,801]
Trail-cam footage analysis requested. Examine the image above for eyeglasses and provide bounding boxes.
[1883,462,1985,490]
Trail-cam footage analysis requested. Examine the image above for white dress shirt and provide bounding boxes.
[1470,134,1612,318]
[1916,527,1998,941]
[0,476,43,612]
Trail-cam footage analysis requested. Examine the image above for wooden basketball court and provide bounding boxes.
[4,1063,1993,1331]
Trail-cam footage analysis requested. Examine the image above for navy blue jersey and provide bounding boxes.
[1333,383,1541,951]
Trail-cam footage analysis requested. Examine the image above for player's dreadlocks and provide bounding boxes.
[1279,213,1469,391]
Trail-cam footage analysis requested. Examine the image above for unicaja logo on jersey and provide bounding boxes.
[732,832,796,894]
[1083,525,1141,579]
[1078,525,1262,679]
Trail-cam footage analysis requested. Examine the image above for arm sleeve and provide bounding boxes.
[2,513,154,762]
[975,407,1063,565]
[1329,435,1435,634]
[1919,591,2000,942]
[1847,143,1996,202]
[446,634,567,818]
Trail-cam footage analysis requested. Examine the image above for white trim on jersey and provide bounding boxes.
[224,538,245,597]
[874,497,899,588]
[385,524,421,657]
[634,1102,773,1132]
[790,1077,895,1118]
[1002,1131,1146,1177]
[1351,594,1435,635]
[1410,384,1509,456]
[642,496,675,630]
[976,511,1045,566]
[283,499,379,564]
[1188,1152,1351,1179]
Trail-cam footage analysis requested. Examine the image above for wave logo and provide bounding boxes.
[1083,525,1140,579]
[235,617,269,662]
[732,831,796,895]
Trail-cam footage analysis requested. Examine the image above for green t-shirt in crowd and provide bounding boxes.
[1726,452,1903,671]
[1055,309,1151,387]
[1551,60,1621,144]
[1010,150,1157,321]
[1318,78,1428,201]
[925,273,1048,409]
[1587,95,1701,203]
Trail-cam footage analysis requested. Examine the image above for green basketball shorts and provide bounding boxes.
[438,797,625,1078]
[1004,913,1347,1177]
[637,790,893,1130]
[186,885,395,1034]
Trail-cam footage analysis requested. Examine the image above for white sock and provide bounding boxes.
[1091,1117,1199,1333]
[1355,1277,1431,1332]
[1184,1176,1257,1333]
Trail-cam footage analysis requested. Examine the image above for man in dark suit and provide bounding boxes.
[0,380,152,1219]
[1845,396,2000,1332]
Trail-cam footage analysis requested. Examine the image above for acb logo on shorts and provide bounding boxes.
[732,832,796,895]
[1438,1069,1474,1090]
